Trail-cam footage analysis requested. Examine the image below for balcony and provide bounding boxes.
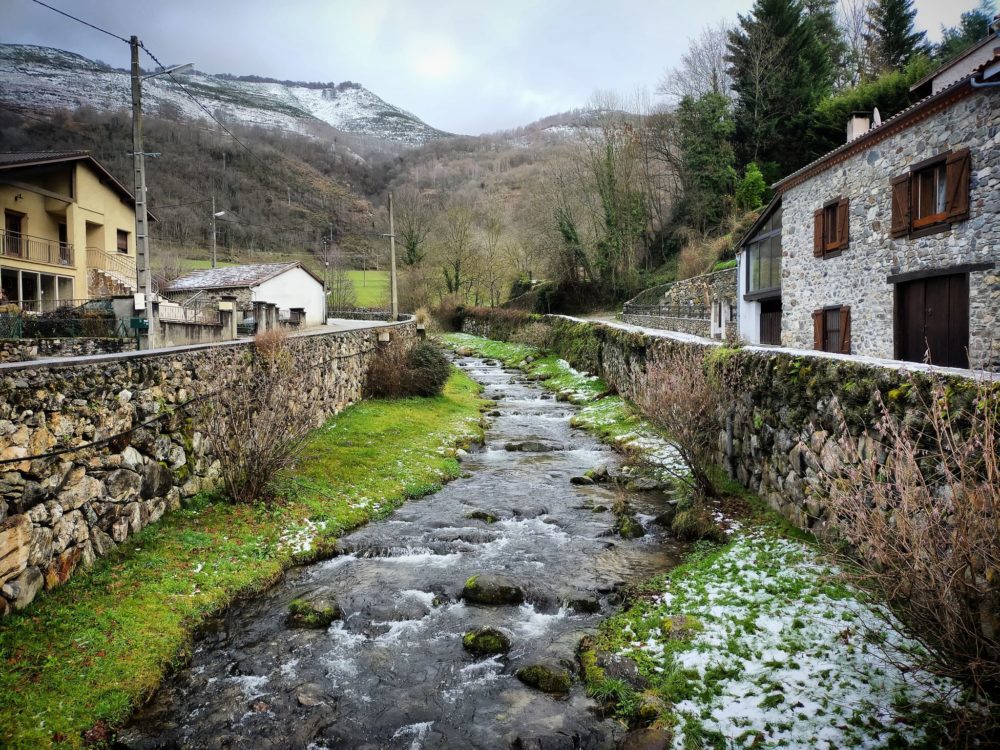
[1,230,74,267]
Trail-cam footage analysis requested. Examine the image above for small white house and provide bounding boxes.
[163,262,326,326]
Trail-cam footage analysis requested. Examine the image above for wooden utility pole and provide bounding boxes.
[388,192,398,321]
[129,35,154,347]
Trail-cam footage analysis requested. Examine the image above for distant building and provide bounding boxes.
[163,262,326,326]
[737,48,1000,370]
[0,150,153,309]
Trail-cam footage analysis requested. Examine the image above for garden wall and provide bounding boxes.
[0,337,136,364]
[0,320,415,615]
[459,310,978,536]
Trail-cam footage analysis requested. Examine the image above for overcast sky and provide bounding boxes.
[3,0,979,135]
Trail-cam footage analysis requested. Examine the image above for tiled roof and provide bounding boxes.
[164,262,305,291]
[0,150,90,167]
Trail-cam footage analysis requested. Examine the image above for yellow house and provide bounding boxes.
[0,151,154,310]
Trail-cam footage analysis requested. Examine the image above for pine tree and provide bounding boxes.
[676,93,736,232]
[938,0,996,62]
[864,0,928,73]
[727,0,835,176]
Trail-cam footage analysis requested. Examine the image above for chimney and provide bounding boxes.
[846,111,871,142]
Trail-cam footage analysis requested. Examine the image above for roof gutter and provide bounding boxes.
[971,59,1000,87]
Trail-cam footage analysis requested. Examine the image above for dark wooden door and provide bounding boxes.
[895,273,969,368]
[759,298,782,345]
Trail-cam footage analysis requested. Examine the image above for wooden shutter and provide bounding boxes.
[890,174,910,238]
[838,306,852,354]
[945,148,971,222]
[836,198,850,250]
[812,309,823,350]
[813,209,824,257]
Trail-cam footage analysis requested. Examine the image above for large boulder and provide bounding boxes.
[462,574,525,605]
[617,728,673,750]
[141,462,173,500]
[1,565,43,609]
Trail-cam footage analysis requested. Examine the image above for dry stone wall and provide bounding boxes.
[461,312,977,538]
[622,268,736,338]
[0,337,136,364]
[0,321,414,615]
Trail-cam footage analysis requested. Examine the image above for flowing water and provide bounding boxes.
[119,356,684,750]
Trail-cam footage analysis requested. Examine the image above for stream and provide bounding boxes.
[119,355,684,750]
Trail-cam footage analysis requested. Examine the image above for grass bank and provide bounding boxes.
[442,331,971,748]
[0,371,485,749]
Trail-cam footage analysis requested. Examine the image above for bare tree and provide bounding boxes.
[436,197,477,301]
[658,21,735,102]
[838,0,872,85]
[393,187,436,267]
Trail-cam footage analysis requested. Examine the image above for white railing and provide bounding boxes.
[158,299,220,325]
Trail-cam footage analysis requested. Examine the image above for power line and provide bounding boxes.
[27,0,129,44]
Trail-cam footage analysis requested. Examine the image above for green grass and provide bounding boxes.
[344,270,389,307]
[0,371,485,749]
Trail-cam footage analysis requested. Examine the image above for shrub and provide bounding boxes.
[828,373,1000,712]
[511,321,552,350]
[365,342,451,398]
[202,330,320,504]
[639,344,725,498]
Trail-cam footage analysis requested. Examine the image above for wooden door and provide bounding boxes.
[759,298,782,345]
[895,274,969,368]
[4,212,22,256]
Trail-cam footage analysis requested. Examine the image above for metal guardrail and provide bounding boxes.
[622,303,710,321]
[1,230,73,267]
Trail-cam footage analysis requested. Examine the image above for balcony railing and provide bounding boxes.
[1,230,73,267]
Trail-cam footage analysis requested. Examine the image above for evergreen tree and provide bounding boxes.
[802,0,850,87]
[864,0,928,73]
[676,93,736,232]
[938,0,996,62]
[727,0,835,177]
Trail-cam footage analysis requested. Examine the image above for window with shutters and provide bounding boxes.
[891,148,971,239]
[811,305,852,354]
[813,197,849,259]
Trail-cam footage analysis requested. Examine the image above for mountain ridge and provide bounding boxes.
[0,43,451,146]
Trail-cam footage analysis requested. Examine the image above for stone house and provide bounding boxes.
[0,150,154,308]
[737,46,1000,370]
[163,262,327,326]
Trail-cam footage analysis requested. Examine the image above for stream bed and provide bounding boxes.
[119,355,684,749]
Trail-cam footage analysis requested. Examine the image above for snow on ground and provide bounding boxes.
[618,533,960,749]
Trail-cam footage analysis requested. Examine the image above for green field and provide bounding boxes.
[345,269,389,307]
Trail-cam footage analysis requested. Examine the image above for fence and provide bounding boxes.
[158,300,221,325]
[0,298,127,340]
[621,302,710,321]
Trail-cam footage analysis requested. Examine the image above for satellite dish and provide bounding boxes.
[872,107,882,127]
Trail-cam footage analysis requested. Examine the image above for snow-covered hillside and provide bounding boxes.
[0,44,450,145]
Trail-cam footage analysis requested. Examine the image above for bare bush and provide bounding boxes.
[828,374,1000,704]
[639,345,725,498]
[202,330,320,504]
[511,321,553,350]
[365,342,451,399]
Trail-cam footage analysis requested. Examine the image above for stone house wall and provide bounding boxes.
[0,320,415,615]
[780,89,1000,368]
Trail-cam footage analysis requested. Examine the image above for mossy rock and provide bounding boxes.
[516,662,572,694]
[670,508,727,543]
[462,574,525,605]
[467,510,499,524]
[614,513,646,539]
[462,626,511,655]
[286,598,342,629]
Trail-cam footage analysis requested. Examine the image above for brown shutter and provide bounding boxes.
[945,148,971,222]
[836,198,850,250]
[813,209,824,257]
[890,174,910,238]
[812,309,823,350]
[839,306,852,354]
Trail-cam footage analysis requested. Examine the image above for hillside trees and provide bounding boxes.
[675,92,736,232]
[393,187,436,266]
[938,0,997,61]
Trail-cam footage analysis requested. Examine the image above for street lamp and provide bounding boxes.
[129,34,192,347]
[211,198,226,268]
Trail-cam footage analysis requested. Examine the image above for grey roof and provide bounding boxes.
[164,262,314,292]
[0,150,157,221]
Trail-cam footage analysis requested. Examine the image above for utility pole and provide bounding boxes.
[211,195,216,269]
[129,36,153,347]
[387,192,398,321]
[287,187,291,208]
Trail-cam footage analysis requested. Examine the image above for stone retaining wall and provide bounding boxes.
[0,337,136,364]
[0,321,414,615]
[622,268,737,339]
[460,312,978,537]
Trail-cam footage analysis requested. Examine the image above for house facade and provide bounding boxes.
[738,53,1000,370]
[163,262,327,326]
[0,151,147,310]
